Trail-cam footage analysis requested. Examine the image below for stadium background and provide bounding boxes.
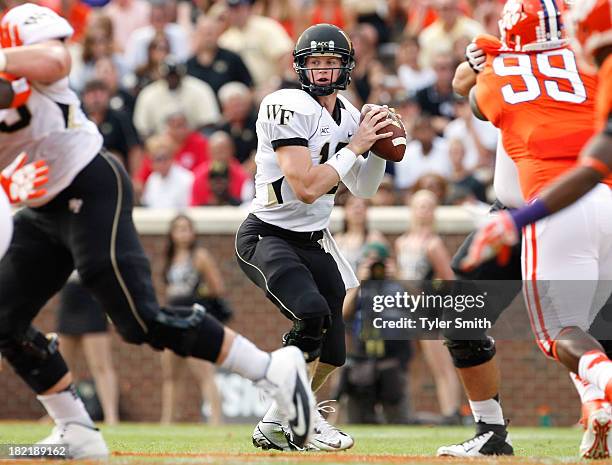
[0,0,584,428]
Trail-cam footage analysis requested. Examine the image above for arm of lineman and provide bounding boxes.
[453,61,478,97]
[278,108,391,204]
[0,40,71,84]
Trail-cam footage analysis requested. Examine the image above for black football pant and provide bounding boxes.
[0,152,225,393]
[236,214,347,367]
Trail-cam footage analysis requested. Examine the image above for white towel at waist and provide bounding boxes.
[320,229,359,290]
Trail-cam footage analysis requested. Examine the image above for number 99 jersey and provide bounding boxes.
[0,3,103,206]
[250,88,361,232]
[474,47,609,200]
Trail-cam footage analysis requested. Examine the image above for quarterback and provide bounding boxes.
[236,23,391,451]
[0,3,316,459]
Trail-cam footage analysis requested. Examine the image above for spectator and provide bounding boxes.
[396,35,436,96]
[343,0,390,44]
[56,271,119,425]
[395,189,462,424]
[136,111,211,184]
[186,15,253,96]
[415,53,457,133]
[447,138,487,203]
[161,214,227,425]
[191,131,254,206]
[418,0,483,68]
[391,92,421,133]
[349,23,382,106]
[402,0,438,37]
[412,173,449,205]
[444,95,497,170]
[141,134,194,208]
[340,242,412,424]
[215,82,257,165]
[308,0,346,30]
[334,195,387,273]
[218,0,293,88]
[103,0,151,52]
[205,162,242,206]
[129,33,171,95]
[71,19,128,93]
[124,0,190,71]
[393,115,452,193]
[82,79,143,177]
[133,57,220,138]
[370,174,396,206]
[253,0,300,38]
[40,0,91,43]
[94,56,136,118]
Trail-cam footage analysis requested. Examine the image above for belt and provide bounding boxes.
[247,214,324,243]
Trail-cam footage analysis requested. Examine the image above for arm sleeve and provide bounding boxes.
[342,152,387,198]
[2,4,73,44]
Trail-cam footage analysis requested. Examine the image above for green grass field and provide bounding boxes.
[0,422,590,465]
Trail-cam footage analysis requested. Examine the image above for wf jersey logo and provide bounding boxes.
[266,105,295,125]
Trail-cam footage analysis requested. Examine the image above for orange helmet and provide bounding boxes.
[567,0,612,69]
[499,0,570,52]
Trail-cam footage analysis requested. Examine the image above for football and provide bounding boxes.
[359,104,407,162]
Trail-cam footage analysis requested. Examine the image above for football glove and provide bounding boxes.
[0,72,31,108]
[0,22,22,48]
[0,152,49,204]
[461,210,519,271]
[466,41,486,74]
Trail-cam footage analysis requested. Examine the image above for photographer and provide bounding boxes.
[340,242,413,424]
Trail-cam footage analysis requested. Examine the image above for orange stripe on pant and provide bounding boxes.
[523,225,552,356]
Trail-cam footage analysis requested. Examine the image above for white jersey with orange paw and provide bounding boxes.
[0,3,102,206]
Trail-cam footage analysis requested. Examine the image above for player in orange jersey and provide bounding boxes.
[460,0,612,459]
[464,0,612,266]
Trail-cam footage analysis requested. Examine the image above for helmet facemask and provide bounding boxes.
[293,48,355,96]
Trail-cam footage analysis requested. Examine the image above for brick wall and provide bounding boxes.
[0,232,579,426]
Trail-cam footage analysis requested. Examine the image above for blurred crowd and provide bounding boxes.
[2,0,505,209]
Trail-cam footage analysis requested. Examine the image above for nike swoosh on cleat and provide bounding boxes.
[316,439,342,449]
[289,374,309,444]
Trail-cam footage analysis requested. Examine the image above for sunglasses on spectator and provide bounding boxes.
[152,154,172,162]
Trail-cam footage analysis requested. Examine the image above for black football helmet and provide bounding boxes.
[293,23,355,96]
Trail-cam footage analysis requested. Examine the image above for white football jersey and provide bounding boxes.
[251,89,362,231]
[0,3,102,206]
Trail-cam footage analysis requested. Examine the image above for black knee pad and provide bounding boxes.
[291,289,331,320]
[0,327,68,393]
[148,304,225,362]
[283,315,331,362]
[319,312,346,367]
[445,336,497,369]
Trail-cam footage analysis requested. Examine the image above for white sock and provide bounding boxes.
[578,351,612,396]
[220,335,270,382]
[570,372,606,403]
[469,398,504,425]
[262,401,284,423]
[37,385,95,428]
